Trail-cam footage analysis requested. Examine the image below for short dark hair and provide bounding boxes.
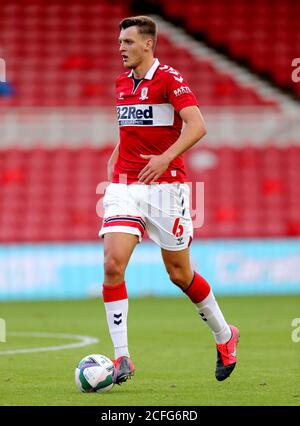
[119,16,157,49]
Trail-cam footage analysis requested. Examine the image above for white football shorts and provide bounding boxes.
[99,183,193,251]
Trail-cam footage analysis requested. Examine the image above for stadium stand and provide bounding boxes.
[0,0,278,107]
[139,0,300,99]
[155,35,278,108]
[1,145,300,242]
[0,0,299,244]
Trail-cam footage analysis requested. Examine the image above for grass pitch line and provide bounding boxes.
[0,332,99,355]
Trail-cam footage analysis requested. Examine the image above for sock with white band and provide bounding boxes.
[184,272,231,344]
[102,281,130,359]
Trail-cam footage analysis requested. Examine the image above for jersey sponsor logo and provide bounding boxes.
[117,105,153,125]
[173,86,192,97]
[117,104,174,126]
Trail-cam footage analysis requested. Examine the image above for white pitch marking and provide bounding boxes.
[0,332,99,355]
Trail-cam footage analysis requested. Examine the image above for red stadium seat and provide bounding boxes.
[157,0,299,99]
[1,145,299,242]
[0,1,279,107]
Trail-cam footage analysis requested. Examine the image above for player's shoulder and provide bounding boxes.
[157,63,185,83]
[158,63,181,73]
[115,70,131,83]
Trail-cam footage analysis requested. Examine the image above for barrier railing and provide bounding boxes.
[0,107,299,148]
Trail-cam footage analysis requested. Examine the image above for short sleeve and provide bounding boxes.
[165,68,198,113]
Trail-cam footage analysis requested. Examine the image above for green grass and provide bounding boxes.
[0,296,299,406]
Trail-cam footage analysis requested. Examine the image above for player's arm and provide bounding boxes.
[138,106,206,184]
[107,142,119,181]
[162,105,206,161]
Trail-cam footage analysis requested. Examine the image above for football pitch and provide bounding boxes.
[0,295,299,406]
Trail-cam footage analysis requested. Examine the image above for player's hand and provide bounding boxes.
[138,154,171,184]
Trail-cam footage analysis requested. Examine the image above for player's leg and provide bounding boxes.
[161,246,231,341]
[99,183,146,383]
[161,246,239,381]
[102,232,138,383]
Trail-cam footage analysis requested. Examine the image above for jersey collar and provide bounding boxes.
[128,58,160,80]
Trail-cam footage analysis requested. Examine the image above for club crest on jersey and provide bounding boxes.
[139,87,149,100]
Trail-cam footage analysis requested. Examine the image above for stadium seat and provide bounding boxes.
[1,145,300,242]
[0,0,279,107]
[157,0,299,99]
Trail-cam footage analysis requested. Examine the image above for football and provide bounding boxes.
[75,354,115,393]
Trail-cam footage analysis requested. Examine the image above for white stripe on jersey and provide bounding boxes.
[117,103,174,126]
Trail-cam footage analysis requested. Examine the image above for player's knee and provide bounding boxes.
[104,256,125,283]
[167,265,190,290]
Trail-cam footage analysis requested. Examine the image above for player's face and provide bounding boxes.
[119,26,149,69]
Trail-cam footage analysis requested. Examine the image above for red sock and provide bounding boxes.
[184,272,211,303]
[102,281,128,303]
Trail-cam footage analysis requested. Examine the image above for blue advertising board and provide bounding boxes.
[0,239,300,301]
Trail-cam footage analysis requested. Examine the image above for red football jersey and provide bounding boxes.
[112,58,199,184]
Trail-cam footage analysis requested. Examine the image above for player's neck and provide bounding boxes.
[132,57,155,80]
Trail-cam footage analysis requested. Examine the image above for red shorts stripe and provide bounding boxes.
[104,215,146,227]
[103,220,145,236]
